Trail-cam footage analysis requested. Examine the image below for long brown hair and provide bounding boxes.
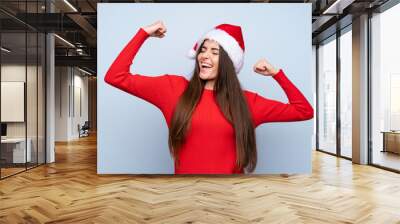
[168,40,257,173]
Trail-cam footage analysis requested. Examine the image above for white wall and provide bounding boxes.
[1,65,38,138]
[72,72,89,138]
[55,67,89,141]
[55,67,69,141]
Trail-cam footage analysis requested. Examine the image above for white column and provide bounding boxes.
[352,14,369,164]
[45,0,55,163]
[46,33,55,163]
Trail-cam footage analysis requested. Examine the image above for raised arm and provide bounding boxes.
[104,21,186,111]
[249,59,314,127]
[104,27,150,94]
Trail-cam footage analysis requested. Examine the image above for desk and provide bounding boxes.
[1,138,31,163]
[381,131,400,154]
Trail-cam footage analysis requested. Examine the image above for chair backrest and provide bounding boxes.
[82,121,90,129]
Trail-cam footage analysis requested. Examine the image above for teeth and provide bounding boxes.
[201,63,212,68]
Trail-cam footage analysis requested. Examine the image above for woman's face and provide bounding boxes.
[197,39,220,81]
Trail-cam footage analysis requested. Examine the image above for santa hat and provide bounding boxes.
[188,24,245,73]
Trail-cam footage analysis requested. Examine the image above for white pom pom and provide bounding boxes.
[187,49,197,58]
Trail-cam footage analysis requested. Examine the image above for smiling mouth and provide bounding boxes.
[200,62,213,69]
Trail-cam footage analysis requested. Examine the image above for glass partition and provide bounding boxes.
[1,30,28,177]
[0,1,46,179]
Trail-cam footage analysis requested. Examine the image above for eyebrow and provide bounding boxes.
[201,46,220,51]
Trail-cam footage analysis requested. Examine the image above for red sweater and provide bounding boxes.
[104,28,314,174]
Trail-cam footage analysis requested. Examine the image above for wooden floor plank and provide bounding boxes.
[0,133,400,223]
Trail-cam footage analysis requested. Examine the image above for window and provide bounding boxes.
[318,36,337,155]
[340,28,352,158]
[371,3,400,171]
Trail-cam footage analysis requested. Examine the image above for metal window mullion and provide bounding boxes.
[36,1,39,167]
[336,29,341,157]
[25,0,28,171]
[44,0,48,165]
[367,10,373,165]
[316,44,320,150]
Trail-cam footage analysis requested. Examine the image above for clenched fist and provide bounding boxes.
[142,21,167,38]
[253,59,279,76]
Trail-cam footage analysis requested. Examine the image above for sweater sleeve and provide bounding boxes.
[104,28,186,111]
[250,69,314,127]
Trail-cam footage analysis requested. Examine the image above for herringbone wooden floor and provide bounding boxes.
[1,134,400,224]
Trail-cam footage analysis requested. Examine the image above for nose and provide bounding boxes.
[199,51,210,60]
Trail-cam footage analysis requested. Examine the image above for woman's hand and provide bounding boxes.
[253,59,279,76]
[142,21,167,38]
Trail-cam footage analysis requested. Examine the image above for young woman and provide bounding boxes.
[104,21,314,174]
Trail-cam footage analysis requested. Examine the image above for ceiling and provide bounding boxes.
[0,0,392,75]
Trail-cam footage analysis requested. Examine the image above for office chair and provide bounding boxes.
[79,121,90,138]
